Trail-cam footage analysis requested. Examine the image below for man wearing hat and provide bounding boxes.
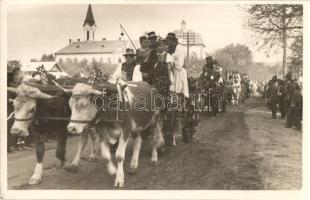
[166,32,178,54]
[136,35,150,65]
[121,48,137,81]
[268,75,280,119]
[147,31,158,50]
[151,38,172,97]
[133,35,150,82]
[284,72,296,127]
[290,81,302,130]
[164,32,195,145]
[165,32,188,98]
[140,31,159,83]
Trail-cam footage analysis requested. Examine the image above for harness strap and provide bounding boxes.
[116,83,123,103]
[15,115,36,122]
[70,119,95,124]
[7,112,15,121]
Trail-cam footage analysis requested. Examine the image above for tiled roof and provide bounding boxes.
[55,40,140,55]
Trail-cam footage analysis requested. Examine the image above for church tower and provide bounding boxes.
[181,19,187,31]
[83,4,96,41]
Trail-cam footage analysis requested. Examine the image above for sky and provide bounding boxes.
[7,3,279,64]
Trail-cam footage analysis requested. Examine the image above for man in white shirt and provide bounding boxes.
[165,33,189,98]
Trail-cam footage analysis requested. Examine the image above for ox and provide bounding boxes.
[248,80,258,98]
[8,84,69,184]
[8,83,97,184]
[56,82,164,187]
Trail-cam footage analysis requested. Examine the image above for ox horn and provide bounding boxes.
[52,80,72,94]
[37,91,54,99]
[7,87,17,94]
[90,88,103,95]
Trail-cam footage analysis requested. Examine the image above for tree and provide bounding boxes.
[40,53,56,61]
[30,58,38,62]
[288,35,303,73]
[213,43,253,72]
[244,4,303,77]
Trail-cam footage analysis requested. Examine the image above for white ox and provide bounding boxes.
[249,80,258,98]
[56,82,164,187]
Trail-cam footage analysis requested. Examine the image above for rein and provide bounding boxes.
[9,113,122,124]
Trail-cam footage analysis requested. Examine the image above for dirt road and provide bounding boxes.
[7,98,302,190]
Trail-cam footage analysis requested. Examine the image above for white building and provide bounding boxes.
[174,20,206,59]
[55,4,139,65]
[21,61,69,79]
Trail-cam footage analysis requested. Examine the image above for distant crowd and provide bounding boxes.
[265,72,302,130]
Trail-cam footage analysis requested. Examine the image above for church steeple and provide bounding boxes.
[83,4,96,41]
[181,19,187,31]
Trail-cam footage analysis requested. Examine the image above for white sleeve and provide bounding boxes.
[172,46,185,70]
[218,76,223,83]
[182,69,189,98]
[108,63,122,83]
[166,54,173,63]
[132,65,142,82]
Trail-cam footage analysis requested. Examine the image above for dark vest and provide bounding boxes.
[140,49,158,74]
[121,62,136,81]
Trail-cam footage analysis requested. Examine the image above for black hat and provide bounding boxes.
[272,75,277,81]
[148,31,158,39]
[285,72,292,80]
[123,48,135,56]
[157,38,167,45]
[139,35,147,43]
[165,32,177,40]
[206,56,213,62]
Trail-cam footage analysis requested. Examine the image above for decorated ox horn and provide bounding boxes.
[90,88,103,95]
[52,80,73,94]
[36,91,54,99]
[20,83,54,99]
[7,87,17,94]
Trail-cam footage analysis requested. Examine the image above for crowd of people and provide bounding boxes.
[265,72,303,130]
[111,31,189,100]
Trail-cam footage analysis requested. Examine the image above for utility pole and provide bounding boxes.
[186,31,190,73]
[282,6,287,79]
